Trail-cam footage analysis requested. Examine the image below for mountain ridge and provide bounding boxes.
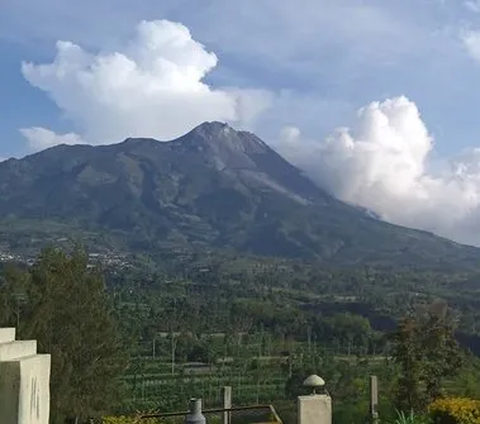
[0,121,479,268]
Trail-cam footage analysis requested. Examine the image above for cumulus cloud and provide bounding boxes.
[277,96,480,246]
[20,127,85,150]
[20,20,271,150]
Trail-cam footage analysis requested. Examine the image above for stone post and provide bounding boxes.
[370,375,379,424]
[222,386,232,424]
[0,327,51,424]
[297,374,332,424]
[185,398,206,424]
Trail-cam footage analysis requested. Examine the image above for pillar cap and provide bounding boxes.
[303,374,325,388]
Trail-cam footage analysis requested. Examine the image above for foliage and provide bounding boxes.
[106,257,480,419]
[391,410,432,424]
[391,302,463,412]
[3,243,480,423]
[429,397,480,424]
[0,247,127,423]
[391,318,424,411]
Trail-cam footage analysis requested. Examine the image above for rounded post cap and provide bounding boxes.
[303,374,326,388]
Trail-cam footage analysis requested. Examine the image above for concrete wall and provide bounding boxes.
[0,328,51,424]
[297,394,332,424]
[0,327,16,343]
[0,341,37,361]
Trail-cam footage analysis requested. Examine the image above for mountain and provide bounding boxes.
[0,121,479,267]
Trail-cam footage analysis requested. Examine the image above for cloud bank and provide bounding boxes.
[277,96,480,246]
[20,20,271,148]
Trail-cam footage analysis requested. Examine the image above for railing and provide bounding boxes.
[138,405,283,424]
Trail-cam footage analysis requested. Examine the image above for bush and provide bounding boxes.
[391,410,431,424]
[429,397,480,424]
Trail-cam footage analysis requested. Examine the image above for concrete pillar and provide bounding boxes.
[370,375,379,424]
[0,327,16,343]
[222,386,232,424]
[0,327,51,424]
[298,375,332,424]
[298,395,332,424]
[185,398,206,424]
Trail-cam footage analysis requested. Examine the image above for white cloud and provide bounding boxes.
[277,96,480,246]
[20,19,271,150]
[20,127,85,150]
[461,29,480,61]
[279,126,302,145]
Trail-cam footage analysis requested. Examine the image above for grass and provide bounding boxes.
[390,410,431,424]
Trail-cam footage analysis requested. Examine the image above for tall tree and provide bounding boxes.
[391,301,463,412]
[391,317,423,412]
[2,247,126,424]
[0,263,29,327]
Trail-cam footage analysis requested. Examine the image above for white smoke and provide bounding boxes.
[277,96,480,246]
[20,20,272,149]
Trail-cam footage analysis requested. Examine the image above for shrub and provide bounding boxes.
[429,397,480,424]
[392,409,431,424]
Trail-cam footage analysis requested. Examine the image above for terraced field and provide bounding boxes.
[122,336,292,412]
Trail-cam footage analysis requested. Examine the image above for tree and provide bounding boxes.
[0,263,29,327]
[391,317,423,412]
[2,247,126,424]
[391,301,463,412]
[420,303,463,400]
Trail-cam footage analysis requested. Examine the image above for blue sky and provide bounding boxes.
[2,0,480,156]
[4,0,480,244]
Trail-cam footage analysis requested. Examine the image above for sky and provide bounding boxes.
[3,0,480,245]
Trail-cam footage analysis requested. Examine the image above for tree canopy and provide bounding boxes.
[0,247,126,423]
[391,301,463,412]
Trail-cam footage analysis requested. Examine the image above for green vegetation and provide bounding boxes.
[0,248,126,424]
[391,302,463,412]
[389,410,431,424]
[429,397,480,424]
[2,246,480,424]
